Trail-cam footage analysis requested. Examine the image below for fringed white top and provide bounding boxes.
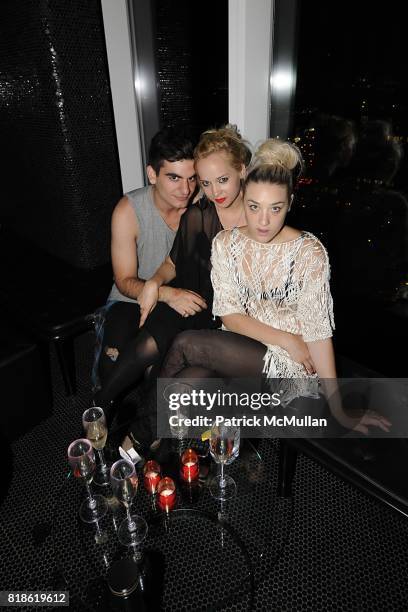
[211,228,335,396]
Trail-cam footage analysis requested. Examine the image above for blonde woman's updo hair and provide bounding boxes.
[245,138,304,197]
[194,124,252,171]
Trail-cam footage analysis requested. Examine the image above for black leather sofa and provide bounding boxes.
[0,318,51,440]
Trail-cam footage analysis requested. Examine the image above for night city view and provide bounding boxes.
[293,2,408,189]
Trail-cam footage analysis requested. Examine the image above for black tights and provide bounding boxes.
[161,329,267,379]
[95,302,159,418]
[126,330,267,444]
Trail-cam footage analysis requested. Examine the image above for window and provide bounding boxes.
[290,1,408,374]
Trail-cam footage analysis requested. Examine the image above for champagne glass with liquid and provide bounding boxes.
[82,407,109,486]
[110,459,148,547]
[67,438,108,523]
[209,424,238,501]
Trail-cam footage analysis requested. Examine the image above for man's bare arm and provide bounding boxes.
[111,196,145,300]
[154,257,177,301]
[138,256,207,326]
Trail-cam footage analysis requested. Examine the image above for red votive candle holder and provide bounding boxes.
[157,477,176,512]
[180,448,199,483]
[143,460,161,494]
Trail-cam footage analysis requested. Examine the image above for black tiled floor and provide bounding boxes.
[1,331,408,611]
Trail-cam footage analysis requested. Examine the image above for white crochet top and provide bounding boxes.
[211,228,335,387]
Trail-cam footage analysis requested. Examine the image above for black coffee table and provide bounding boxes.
[52,439,292,611]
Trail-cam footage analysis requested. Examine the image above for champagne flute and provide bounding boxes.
[110,459,148,547]
[163,382,192,455]
[209,424,237,501]
[82,407,110,486]
[67,438,108,523]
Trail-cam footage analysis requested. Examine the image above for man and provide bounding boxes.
[94,126,204,407]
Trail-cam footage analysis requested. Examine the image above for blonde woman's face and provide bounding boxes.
[196,151,245,208]
[244,182,291,243]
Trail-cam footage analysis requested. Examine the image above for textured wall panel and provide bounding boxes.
[155,0,194,128]
[154,0,228,132]
[0,0,121,269]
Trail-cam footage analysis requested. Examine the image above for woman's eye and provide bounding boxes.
[219,176,228,184]
[271,207,281,213]
[201,180,210,187]
[249,204,258,211]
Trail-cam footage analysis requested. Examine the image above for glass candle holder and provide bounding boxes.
[143,460,161,494]
[180,448,199,483]
[157,477,176,512]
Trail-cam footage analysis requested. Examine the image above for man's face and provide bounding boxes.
[147,159,196,210]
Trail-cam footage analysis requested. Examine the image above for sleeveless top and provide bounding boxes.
[108,186,176,304]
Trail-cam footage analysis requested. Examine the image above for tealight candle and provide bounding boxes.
[143,460,161,494]
[180,448,199,483]
[157,477,176,512]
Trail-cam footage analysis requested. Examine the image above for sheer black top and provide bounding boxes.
[169,196,223,308]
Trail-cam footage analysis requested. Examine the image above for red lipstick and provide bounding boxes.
[215,197,226,204]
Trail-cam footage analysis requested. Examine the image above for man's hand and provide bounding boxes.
[138,280,160,327]
[282,334,316,375]
[164,287,207,318]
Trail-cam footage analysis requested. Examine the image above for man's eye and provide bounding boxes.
[189,177,197,183]
[168,175,179,181]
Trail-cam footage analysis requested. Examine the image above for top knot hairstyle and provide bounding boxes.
[194,124,252,171]
[245,138,304,197]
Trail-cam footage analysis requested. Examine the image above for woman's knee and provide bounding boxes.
[161,331,199,377]
[169,330,198,353]
[171,330,222,372]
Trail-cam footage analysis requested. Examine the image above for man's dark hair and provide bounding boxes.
[148,126,196,174]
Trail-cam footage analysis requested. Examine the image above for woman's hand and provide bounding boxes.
[282,334,316,375]
[138,280,160,327]
[337,409,392,435]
